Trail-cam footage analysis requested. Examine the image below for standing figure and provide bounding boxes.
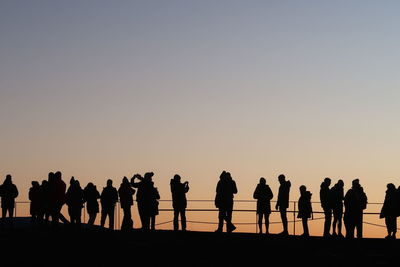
[320,177,332,237]
[83,182,100,226]
[344,179,367,239]
[49,171,68,226]
[29,181,41,223]
[275,174,291,236]
[100,179,118,230]
[380,183,398,239]
[297,185,313,237]
[330,179,344,237]
[65,177,84,226]
[0,174,19,219]
[131,172,157,230]
[170,174,189,231]
[149,182,160,230]
[118,177,136,230]
[40,180,51,223]
[253,177,273,234]
[215,171,238,233]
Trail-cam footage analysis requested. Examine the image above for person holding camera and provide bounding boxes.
[131,172,159,230]
[170,174,190,231]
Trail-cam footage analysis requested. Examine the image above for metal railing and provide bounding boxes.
[8,200,388,237]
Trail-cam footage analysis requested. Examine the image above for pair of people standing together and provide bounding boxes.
[253,174,291,236]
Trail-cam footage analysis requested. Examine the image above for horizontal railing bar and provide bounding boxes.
[13,200,385,205]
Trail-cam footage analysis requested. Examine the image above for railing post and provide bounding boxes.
[293,201,296,236]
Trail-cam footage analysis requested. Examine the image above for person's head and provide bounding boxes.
[107,179,113,187]
[387,183,396,191]
[299,185,307,194]
[87,182,94,189]
[55,171,62,181]
[75,180,80,188]
[70,176,75,185]
[122,176,129,184]
[4,174,12,185]
[226,172,232,181]
[352,179,360,188]
[144,172,154,181]
[324,177,331,186]
[278,174,286,184]
[259,177,266,185]
[220,171,227,180]
[337,179,344,188]
[173,174,181,182]
[48,172,54,182]
[32,181,39,187]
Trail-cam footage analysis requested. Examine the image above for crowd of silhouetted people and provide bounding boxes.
[1,172,400,239]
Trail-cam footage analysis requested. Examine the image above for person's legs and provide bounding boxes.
[88,213,96,225]
[109,208,115,230]
[9,207,14,218]
[181,209,186,231]
[337,212,343,236]
[138,203,148,230]
[76,208,82,226]
[356,212,363,238]
[100,210,107,227]
[323,208,332,237]
[68,206,74,224]
[226,209,236,233]
[393,216,397,238]
[150,216,155,230]
[332,210,338,235]
[346,214,356,239]
[265,213,270,234]
[173,209,179,231]
[280,208,288,234]
[385,217,391,237]
[258,213,263,233]
[302,218,309,236]
[216,209,224,232]
[121,206,131,229]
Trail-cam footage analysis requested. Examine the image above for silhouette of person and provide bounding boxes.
[29,181,41,223]
[330,179,344,237]
[297,185,312,237]
[49,171,68,226]
[170,174,189,231]
[118,177,136,230]
[215,171,237,233]
[83,182,100,226]
[150,182,160,230]
[100,179,118,230]
[253,177,273,234]
[380,183,398,239]
[131,172,158,230]
[320,177,332,237]
[344,179,367,239]
[65,177,85,226]
[275,174,291,236]
[0,174,19,219]
[40,179,51,223]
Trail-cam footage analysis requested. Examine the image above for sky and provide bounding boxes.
[1,1,400,236]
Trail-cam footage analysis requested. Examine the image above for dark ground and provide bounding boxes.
[0,219,398,267]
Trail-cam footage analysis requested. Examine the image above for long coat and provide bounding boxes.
[253,184,273,214]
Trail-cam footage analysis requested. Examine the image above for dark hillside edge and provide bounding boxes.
[0,219,397,266]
